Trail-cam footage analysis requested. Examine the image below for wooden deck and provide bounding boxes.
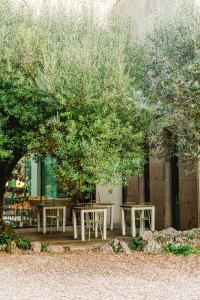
[15,227,132,250]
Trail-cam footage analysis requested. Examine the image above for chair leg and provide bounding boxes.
[88,224,91,241]
[50,218,54,233]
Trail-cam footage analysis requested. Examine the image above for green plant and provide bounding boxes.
[15,236,31,250]
[0,228,31,251]
[143,3,200,161]
[0,232,15,245]
[164,243,193,256]
[191,247,200,255]
[128,233,144,251]
[41,242,49,252]
[111,240,123,254]
[0,1,150,217]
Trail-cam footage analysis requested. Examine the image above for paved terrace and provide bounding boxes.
[15,227,132,250]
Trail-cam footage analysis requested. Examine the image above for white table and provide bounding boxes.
[72,206,107,241]
[121,204,155,237]
[93,203,114,230]
[37,205,66,234]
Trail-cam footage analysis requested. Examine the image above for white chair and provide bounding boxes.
[85,212,103,241]
[46,209,61,232]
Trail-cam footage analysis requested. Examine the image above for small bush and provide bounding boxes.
[191,247,200,255]
[0,226,31,252]
[128,234,144,251]
[164,243,193,256]
[111,240,123,254]
[15,236,31,250]
[0,232,14,245]
[41,242,49,252]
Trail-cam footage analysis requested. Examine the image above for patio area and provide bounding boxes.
[15,227,131,251]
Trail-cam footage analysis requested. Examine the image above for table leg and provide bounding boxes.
[140,209,145,232]
[43,208,46,234]
[95,212,98,238]
[81,210,85,241]
[73,209,78,239]
[92,213,95,231]
[131,208,136,237]
[63,207,66,233]
[151,207,155,231]
[37,210,40,232]
[103,209,107,240]
[56,209,59,232]
[121,207,126,236]
[110,206,114,230]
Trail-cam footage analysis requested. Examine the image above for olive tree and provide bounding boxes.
[0,1,150,215]
[0,1,60,219]
[143,3,200,161]
[30,13,150,197]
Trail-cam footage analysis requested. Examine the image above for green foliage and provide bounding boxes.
[111,240,123,254]
[0,1,150,200]
[128,233,144,251]
[0,1,58,162]
[41,242,49,252]
[143,3,200,161]
[164,243,193,256]
[191,247,200,255]
[0,232,14,246]
[0,223,31,251]
[15,236,31,250]
[27,8,150,192]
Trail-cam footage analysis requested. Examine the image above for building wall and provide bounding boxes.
[113,0,200,230]
[96,184,122,226]
[179,162,199,229]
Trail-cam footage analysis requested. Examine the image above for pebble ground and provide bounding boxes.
[0,251,199,300]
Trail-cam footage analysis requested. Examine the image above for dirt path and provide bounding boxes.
[0,251,199,300]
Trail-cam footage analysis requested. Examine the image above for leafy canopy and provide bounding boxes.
[0,0,59,162]
[143,3,200,161]
[0,1,150,192]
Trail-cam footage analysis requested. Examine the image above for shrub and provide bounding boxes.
[0,226,31,251]
[111,240,123,254]
[164,243,193,256]
[128,233,144,251]
[15,236,31,250]
[0,232,14,246]
[41,242,49,252]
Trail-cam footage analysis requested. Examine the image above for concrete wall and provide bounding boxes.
[96,184,122,226]
[123,176,143,203]
[31,158,41,196]
[149,157,173,230]
[179,162,199,229]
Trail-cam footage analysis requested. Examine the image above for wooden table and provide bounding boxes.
[72,206,107,241]
[37,205,66,234]
[121,204,155,237]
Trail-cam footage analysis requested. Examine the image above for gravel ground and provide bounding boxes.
[0,251,200,300]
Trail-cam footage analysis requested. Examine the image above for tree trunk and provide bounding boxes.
[0,153,23,224]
